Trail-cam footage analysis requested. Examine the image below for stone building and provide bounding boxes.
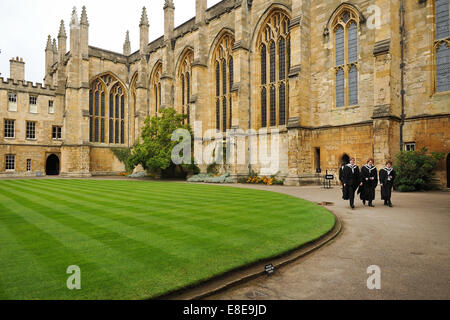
[0,0,449,186]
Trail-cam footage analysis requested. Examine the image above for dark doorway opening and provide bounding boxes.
[341,153,350,166]
[447,154,450,188]
[315,148,321,173]
[46,154,60,176]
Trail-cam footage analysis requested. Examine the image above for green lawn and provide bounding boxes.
[0,179,335,300]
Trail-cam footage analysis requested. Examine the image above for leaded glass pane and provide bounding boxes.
[336,69,345,107]
[349,66,358,105]
[279,38,286,80]
[279,83,286,125]
[348,23,358,63]
[261,44,267,85]
[270,86,276,126]
[261,88,267,128]
[216,99,220,131]
[436,0,450,40]
[270,42,276,83]
[222,98,227,132]
[335,26,345,66]
[437,42,450,92]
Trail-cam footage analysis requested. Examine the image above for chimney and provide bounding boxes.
[10,57,25,81]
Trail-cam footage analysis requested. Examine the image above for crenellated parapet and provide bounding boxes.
[0,77,57,95]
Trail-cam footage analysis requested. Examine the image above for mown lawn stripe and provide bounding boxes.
[0,180,335,299]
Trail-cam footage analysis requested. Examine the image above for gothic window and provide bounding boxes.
[258,10,290,127]
[89,74,127,144]
[212,33,234,132]
[152,63,162,113]
[333,10,359,107]
[178,50,193,124]
[435,0,450,92]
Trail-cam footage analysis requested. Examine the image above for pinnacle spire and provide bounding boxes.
[164,0,175,9]
[58,20,67,38]
[140,7,149,26]
[70,7,79,28]
[123,31,131,56]
[46,35,52,50]
[52,38,57,52]
[80,6,89,26]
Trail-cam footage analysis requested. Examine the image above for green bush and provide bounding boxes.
[207,162,220,175]
[111,147,134,173]
[394,147,444,192]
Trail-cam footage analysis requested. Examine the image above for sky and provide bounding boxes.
[0,0,222,83]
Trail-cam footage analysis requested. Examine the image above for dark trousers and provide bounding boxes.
[348,185,356,206]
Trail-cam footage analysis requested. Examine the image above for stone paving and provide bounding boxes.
[206,185,450,300]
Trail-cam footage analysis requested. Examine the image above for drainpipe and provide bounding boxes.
[400,0,406,151]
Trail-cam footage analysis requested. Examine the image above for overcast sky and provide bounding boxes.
[0,0,222,83]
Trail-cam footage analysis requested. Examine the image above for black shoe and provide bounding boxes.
[389,202,393,207]
[384,201,388,206]
[363,200,366,206]
[369,202,375,207]
[351,205,355,209]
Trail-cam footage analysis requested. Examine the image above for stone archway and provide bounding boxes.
[340,153,350,166]
[46,154,60,176]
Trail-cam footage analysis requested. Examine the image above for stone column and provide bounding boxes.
[372,0,402,167]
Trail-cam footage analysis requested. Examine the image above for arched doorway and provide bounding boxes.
[46,154,60,176]
[447,154,450,188]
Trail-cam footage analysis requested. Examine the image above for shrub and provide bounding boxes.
[394,147,444,192]
[111,148,134,173]
[207,162,220,175]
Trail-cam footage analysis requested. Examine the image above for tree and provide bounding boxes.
[394,147,444,192]
[129,108,196,176]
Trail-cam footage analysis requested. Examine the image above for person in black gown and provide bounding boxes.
[379,160,396,207]
[359,158,378,207]
[342,157,360,209]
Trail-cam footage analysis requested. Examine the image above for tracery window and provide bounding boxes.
[212,33,234,132]
[258,10,290,127]
[435,0,450,93]
[333,9,359,107]
[178,50,193,124]
[89,74,126,144]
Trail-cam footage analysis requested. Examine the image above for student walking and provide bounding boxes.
[341,158,360,209]
[359,159,378,207]
[379,160,396,207]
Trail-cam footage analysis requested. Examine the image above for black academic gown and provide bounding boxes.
[379,167,396,201]
[360,164,378,201]
[342,164,360,201]
[339,165,345,184]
